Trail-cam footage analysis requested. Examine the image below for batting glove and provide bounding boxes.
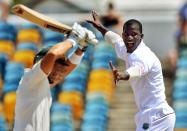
[70,23,98,50]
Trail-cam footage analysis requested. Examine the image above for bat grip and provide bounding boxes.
[71,30,98,45]
[72,31,98,45]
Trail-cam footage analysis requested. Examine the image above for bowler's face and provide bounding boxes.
[122,24,143,53]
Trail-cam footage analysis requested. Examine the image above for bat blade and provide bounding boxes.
[11,4,72,34]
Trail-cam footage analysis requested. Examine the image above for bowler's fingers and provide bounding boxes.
[92,10,100,23]
[109,60,115,70]
[92,10,97,21]
[92,10,96,21]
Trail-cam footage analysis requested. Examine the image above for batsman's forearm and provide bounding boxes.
[87,20,108,36]
[68,47,84,65]
[41,41,73,75]
[75,47,84,55]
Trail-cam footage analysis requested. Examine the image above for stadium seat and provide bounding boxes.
[3,92,16,124]
[17,42,38,53]
[17,29,42,44]
[0,40,15,58]
[13,50,35,68]
[58,91,84,120]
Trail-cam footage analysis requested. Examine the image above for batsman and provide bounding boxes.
[88,11,176,131]
[13,23,97,131]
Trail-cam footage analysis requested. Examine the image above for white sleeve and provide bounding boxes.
[22,61,48,86]
[30,61,47,79]
[69,53,84,65]
[126,60,149,79]
[104,31,127,60]
[104,31,122,44]
[126,65,143,79]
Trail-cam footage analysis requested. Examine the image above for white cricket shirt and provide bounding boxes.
[13,61,52,131]
[105,31,174,123]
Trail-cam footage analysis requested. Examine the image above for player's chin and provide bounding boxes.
[126,47,133,53]
[54,79,64,86]
[126,45,137,52]
[50,80,59,87]
[50,83,56,87]
[48,77,57,87]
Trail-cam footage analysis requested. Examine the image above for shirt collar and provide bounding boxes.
[127,40,145,54]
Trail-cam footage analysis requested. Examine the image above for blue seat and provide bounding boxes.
[43,30,64,43]
[5,62,24,71]
[65,71,87,80]
[94,41,114,51]
[21,23,42,31]
[86,93,108,104]
[173,79,187,92]
[51,102,72,113]
[17,42,38,52]
[50,102,74,131]
[3,83,18,94]
[81,123,106,131]
[83,114,108,124]
[85,103,109,115]
[4,62,24,85]
[82,53,91,61]
[93,55,117,64]
[0,32,15,42]
[51,124,73,131]
[0,21,17,36]
[91,61,111,70]
[61,82,86,93]
[43,41,60,47]
[67,62,90,76]
[173,91,187,100]
[0,115,8,131]
[0,54,8,79]
[175,111,187,128]
[93,51,116,58]
[173,100,187,112]
[4,72,23,84]
[64,74,87,82]
[175,68,187,78]
[82,45,94,62]
[177,57,187,68]
[51,112,73,124]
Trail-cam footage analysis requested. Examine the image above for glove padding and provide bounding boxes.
[71,23,98,49]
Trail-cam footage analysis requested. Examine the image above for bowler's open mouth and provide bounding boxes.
[126,42,134,48]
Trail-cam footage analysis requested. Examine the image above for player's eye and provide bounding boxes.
[131,32,138,36]
[124,32,140,37]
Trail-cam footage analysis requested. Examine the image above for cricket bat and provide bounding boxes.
[11,4,98,44]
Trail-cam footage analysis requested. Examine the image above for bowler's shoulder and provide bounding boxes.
[138,43,157,58]
[133,43,160,66]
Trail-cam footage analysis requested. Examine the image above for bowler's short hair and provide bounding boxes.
[123,19,143,33]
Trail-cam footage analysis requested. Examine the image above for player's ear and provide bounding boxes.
[141,34,144,39]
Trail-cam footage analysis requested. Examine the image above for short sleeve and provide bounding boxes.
[22,61,48,86]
